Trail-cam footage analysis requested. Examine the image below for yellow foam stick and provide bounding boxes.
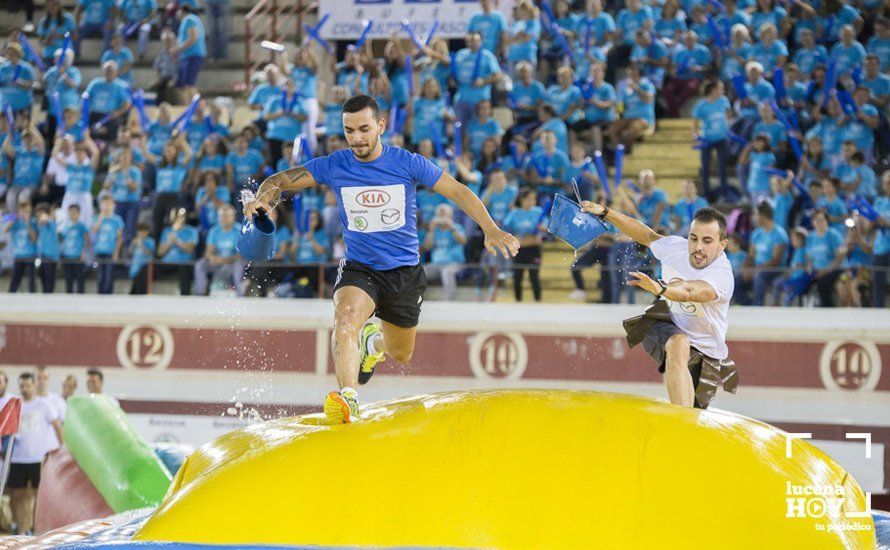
[136,390,875,549]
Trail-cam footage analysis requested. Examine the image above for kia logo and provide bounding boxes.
[356,190,391,207]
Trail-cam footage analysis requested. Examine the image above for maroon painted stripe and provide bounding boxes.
[119,400,318,418]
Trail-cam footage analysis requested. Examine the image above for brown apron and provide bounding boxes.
[623,299,739,409]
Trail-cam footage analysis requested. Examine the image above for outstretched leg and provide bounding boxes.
[664,333,694,407]
[377,321,418,363]
[331,286,377,389]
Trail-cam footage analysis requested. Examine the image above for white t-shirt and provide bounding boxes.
[650,236,734,360]
[39,393,67,451]
[12,397,60,464]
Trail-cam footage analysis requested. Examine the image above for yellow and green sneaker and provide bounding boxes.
[358,320,384,385]
[324,389,359,424]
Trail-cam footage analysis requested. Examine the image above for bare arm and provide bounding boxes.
[243,165,319,218]
[51,419,63,446]
[628,270,719,302]
[579,200,662,247]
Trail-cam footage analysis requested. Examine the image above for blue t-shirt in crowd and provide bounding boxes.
[867,36,890,71]
[295,230,331,263]
[226,149,265,187]
[621,79,656,126]
[873,197,890,256]
[749,40,789,74]
[120,0,157,22]
[806,228,845,270]
[12,148,45,188]
[673,43,712,80]
[263,94,306,142]
[468,11,508,54]
[631,40,669,85]
[842,103,879,154]
[129,236,156,278]
[750,224,788,266]
[485,186,518,225]
[671,197,709,234]
[792,45,828,77]
[304,145,444,270]
[752,120,787,149]
[581,12,616,46]
[37,12,76,58]
[9,218,37,258]
[638,189,670,228]
[43,66,82,110]
[815,195,849,234]
[247,82,281,109]
[61,222,90,259]
[196,186,232,229]
[545,84,583,122]
[65,161,94,194]
[740,79,776,119]
[291,66,317,99]
[773,190,793,230]
[146,121,174,156]
[830,42,867,76]
[78,0,115,25]
[692,95,730,142]
[207,223,241,258]
[160,224,199,263]
[156,164,188,194]
[582,81,617,123]
[0,61,36,111]
[85,77,130,114]
[37,220,60,260]
[109,166,142,203]
[506,18,541,64]
[411,97,449,146]
[100,47,135,84]
[177,13,206,59]
[510,80,546,115]
[503,207,544,237]
[416,188,448,225]
[747,151,776,195]
[453,48,500,105]
[616,6,654,45]
[428,226,466,265]
[466,117,502,158]
[530,150,570,183]
[93,214,124,255]
[323,102,343,137]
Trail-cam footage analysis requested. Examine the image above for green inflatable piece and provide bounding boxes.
[63,395,172,513]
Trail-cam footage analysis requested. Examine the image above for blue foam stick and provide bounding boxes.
[18,34,46,71]
[281,88,288,113]
[429,122,447,158]
[854,197,879,222]
[540,0,556,26]
[449,52,459,82]
[790,177,809,199]
[80,92,90,130]
[731,73,747,99]
[292,194,302,231]
[772,68,786,100]
[11,65,21,83]
[584,18,592,52]
[823,59,837,103]
[132,89,148,131]
[788,110,800,131]
[592,150,610,200]
[851,65,862,86]
[532,154,549,177]
[536,196,553,228]
[625,179,641,193]
[303,14,333,54]
[4,103,17,140]
[613,144,624,192]
[401,20,425,51]
[425,20,440,46]
[177,95,201,132]
[453,122,462,156]
[57,32,71,69]
[768,100,793,130]
[471,49,483,81]
[764,167,786,178]
[396,108,408,136]
[124,21,140,37]
[788,137,803,160]
[706,15,726,50]
[509,142,520,167]
[552,23,573,58]
[92,112,113,129]
[727,132,748,146]
[405,55,414,97]
[51,91,64,130]
[354,19,373,49]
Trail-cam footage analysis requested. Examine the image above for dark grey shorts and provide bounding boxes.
[641,320,686,374]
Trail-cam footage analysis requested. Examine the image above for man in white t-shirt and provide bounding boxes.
[36,366,67,451]
[581,201,736,408]
[9,372,62,535]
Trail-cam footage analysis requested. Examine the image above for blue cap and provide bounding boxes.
[237,211,276,261]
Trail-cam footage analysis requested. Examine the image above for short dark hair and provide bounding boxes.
[342,94,381,120]
[87,368,104,381]
[19,372,33,383]
[692,207,727,239]
[756,201,774,221]
[851,152,865,164]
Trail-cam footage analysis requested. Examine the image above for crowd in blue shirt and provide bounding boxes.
[0,0,887,306]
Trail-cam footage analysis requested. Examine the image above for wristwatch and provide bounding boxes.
[657,279,668,296]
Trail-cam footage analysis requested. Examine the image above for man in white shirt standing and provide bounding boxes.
[8,372,62,535]
[580,201,737,408]
[36,366,67,452]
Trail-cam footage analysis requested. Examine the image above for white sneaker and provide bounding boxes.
[568,289,587,301]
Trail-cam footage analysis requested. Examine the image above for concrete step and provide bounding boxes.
[78,64,247,96]
[77,38,249,63]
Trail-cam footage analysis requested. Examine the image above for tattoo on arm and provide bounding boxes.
[286,166,310,186]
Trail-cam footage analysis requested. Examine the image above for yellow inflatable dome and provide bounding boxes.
[135,390,875,549]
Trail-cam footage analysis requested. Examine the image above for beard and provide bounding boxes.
[351,134,380,159]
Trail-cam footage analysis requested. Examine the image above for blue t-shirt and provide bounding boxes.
[0,61,36,111]
[273,226,293,260]
[160,225,199,263]
[196,186,232,229]
[752,120,787,149]
[428,226,466,265]
[873,197,890,256]
[37,12,76,58]
[453,48,500,105]
[750,6,787,40]
[13,148,45,187]
[129,236,156,278]
[226,150,265,187]
[60,222,89,259]
[78,0,115,24]
[177,13,206,59]
[815,195,849,233]
[66,161,94,194]
[748,41,788,74]
[773,191,793,229]
[295,230,331,263]
[621,79,656,126]
[323,102,343,137]
[43,66,82,110]
[510,80,546,116]
[156,164,188,194]
[582,81,617,123]
[503,207,544,237]
[616,6,654,45]
[792,45,828,77]
[673,44,712,80]
[93,215,124,255]
[533,118,569,155]
[485,186,518,225]
[207,224,241,259]
[830,42,867,76]
[841,104,878,154]
[530,150,571,184]
[806,228,845,270]
[10,219,37,258]
[247,83,282,109]
[304,146,444,270]
[727,250,747,273]
[411,97,449,147]
[655,15,686,41]
[146,121,174,156]
[671,197,709,234]
[291,66,317,99]
[120,0,157,22]
[740,79,776,119]
[109,166,142,203]
[545,84,583,122]
[416,188,448,225]
[788,247,807,278]
[506,18,541,63]
[85,78,130,114]
[34,222,59,259]
[692,96,730,142]
[580,13,616,46]
[747,151,776,195]
[867,36,890,71]
[263,95,306,141]
[750,224,788,266]
[630,40,669,85]
[468,11,508,54]
[100,47,135,84]
[638,189,670,228]
[466,117,502,158]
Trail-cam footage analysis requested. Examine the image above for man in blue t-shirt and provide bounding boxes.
[452,32,502,128]
[467,0,507,56]
[173,4,206,101]
[92,194,125,294]
[194,205,244,296]
[84,61,132,140]
[244,95,519,424]
[4,202,38,293]
[743,202,788,306]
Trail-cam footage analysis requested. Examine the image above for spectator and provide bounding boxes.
[117,0,157,60]
[410,78,452,150]
[528,130,570,200]
[101,32,135,85]
[509,62,545,128]
[128,222,155,294]
[609,64,655,151]
[56,132,99,226]
[262,78,307,165]
[452,31,502,127]
[750,0,789,41]
[662,30,711,118]
[866,19,889,71]
[225,134,265,191]
[150,29,179,105]
[84,60,132,141]
[815,177,848,234]
[60,204,90,293]
[838,215,873,307]
[0,44,37,118]
[505,0,542,74]
[290,47,320,151]
[731,62,776,146]
[792,29,827,79]
[5,201,37,293]
[38,0,76,64]
[671,180,709,235]
[653,0,685,46]
[842,87,879,164]
[830,25,866,78]
[633,169,669,230]
[504,187,545,302]
[692,79,731,200]
[806,209,846,307]
[468,0,508,57]
[739,135,776,205]
[291,210,330,296]
[573,62,615,153]
[92,194,124,294]
[748,23,788,78]
[205,0,229,62]
[726,233,748,304]
[61,375,77,399]
[74,0,115,54]
[608,0,654,83]
[8,372,62,536]
[146,134,193,240]
[173,3,206,103]
[546,67,583,129]
[532,104,569,154]
[157,207,197,295]
[104,147,142,245]
[872,174,890,308]
[772,227,808,307]
[194,204,244,295]
[630,29,669,89]
[745,201,789,305]
[769,170,795,230]
[421,204,466,302]
[43,50,83,142]
[34,203,60,294]
[4,127,46,214]
[86,368,117,404]
[861,55,889,110]
[465,100,502,159]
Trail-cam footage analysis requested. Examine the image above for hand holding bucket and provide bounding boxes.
[238,189,277,261]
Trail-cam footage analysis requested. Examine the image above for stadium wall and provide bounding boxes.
[0,295,888,497]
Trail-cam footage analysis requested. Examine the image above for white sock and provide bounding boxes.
[366,332,381,355]
[341,387,358,400]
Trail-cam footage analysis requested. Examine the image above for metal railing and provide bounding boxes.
[244,0,313,85]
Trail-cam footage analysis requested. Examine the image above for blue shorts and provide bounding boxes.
[177,56,204,87]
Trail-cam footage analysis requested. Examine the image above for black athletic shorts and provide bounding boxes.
[334,259,427,328]
[7,462,41,489]
[642,320,705,386]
